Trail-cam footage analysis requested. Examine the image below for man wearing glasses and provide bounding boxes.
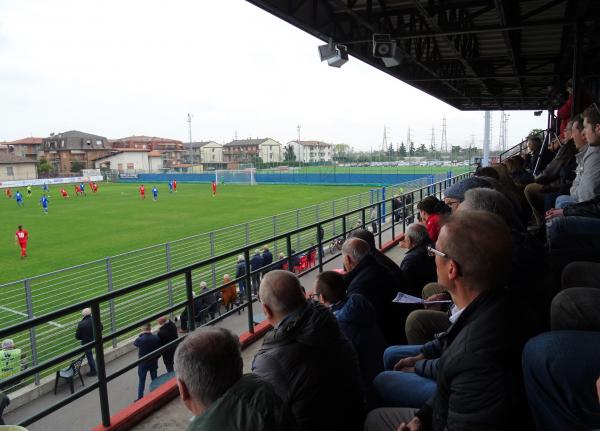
[366,211,531,431]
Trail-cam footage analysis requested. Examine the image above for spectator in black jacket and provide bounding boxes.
[347,228,404,284]
[133,323,162,401]
[261,245,273,275]
[250,249,263,295]
[524,129,576,226]
[366,211,531,431]
[313,271,385,396]
[252,270,364,431]
[341,238,399,344]
[75,308,102,377]
[235,255,247,297]
[546,195,600,249]
[156,316,178,373]
[398,224,436,297]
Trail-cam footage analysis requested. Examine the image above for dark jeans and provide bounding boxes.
[137,365,158,400]
[372,345,436,408]
[162,351,175,373]
[84,349,96,375]
[522,331,600,431]
[548,216,600,249]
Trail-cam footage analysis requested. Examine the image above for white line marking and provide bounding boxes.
[0,305,66,328]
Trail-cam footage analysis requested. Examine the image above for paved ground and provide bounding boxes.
[4,226,407,431]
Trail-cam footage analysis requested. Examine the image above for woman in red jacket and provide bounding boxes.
[416,196,450,242]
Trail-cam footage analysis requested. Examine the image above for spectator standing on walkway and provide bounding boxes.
[157,316,178,373]
[261,245,273,275]
[133,323,161,401]
[252,270,364,431]
[75,308,101,377]
[250,249,263,295]
[235,255,247,298]
[175,327,297,431]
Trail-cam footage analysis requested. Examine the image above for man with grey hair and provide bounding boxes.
[235,254,246,298]
[366,211,531,430]
[175,327,296,431]
[398,223,436,297]
[459,188,519,230]
[342,238,398,343]
[1,339,25,382]
[75,307,102,376]
[252,270,363,431]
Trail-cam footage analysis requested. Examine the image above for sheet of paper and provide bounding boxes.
[393,292,452,305]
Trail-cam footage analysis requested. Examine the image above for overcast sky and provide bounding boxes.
[0,0,547,151]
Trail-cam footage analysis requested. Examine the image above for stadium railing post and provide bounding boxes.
[185,271,195,332]
[377,201,382,250]
[296,209,301,250]
[381,186,387,224]
[332,200,336,236]
[165,243,174,316]
[286,235,293,274]
[105,257,118,349]
[209,232,217,290]
[24,279,40,386]
[243,248,254,333]
[317,224,324,272]
[91,302,110,427]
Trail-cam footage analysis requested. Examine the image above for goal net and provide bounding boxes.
[214,168,257,185]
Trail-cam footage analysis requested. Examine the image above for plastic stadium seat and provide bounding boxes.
[54,355,85,395]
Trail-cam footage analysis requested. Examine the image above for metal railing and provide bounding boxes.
[0,172,470,427]
[0,175,450,392]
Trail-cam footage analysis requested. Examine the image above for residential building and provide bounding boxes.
[41,130,112,174]
[223,138,281,163]
[94,149,163,173]
[111,136,185,169]
[2,137,44,161]
[288,140,333,163]
[183,141,223,164]
[0,152,38,181]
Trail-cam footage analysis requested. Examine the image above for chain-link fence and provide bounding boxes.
[0,174,448,390]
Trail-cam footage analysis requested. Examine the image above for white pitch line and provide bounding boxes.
[0,305,66,328]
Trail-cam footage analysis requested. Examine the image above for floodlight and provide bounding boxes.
[373,34,397,58]
[327,44,348,68]
[318,43,338,62]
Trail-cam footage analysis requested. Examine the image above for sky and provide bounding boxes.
[0,0,547,151]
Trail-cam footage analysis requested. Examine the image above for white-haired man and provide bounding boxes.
[75,308,102,376]
[175,327,297,431]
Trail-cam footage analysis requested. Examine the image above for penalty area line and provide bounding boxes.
[0,305,66,328]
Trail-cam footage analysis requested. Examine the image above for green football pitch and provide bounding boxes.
[0,182,370,284]
[1,181,381,386]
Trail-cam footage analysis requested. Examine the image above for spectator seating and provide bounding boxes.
[54,355,85,395]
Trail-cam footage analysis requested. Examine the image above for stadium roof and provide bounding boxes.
[246,0,600,111]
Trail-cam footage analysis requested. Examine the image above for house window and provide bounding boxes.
[212,148,215,152]
[6,166,14,176]
[117,163,123,172]
[96,140,103,146]
[212,155,215,161]
[127,163,134,170]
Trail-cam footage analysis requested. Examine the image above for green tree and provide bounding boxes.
[71,161,85,173]
[409,141,415,157]
[38,158,51,174]
[398,141,407,158]
[416,143,427,156]
[529,128,544,137]
[284,144,296,161]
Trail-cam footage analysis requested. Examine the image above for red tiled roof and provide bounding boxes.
[6,137,44,145]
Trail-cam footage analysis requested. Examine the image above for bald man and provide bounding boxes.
[252,271,364,431]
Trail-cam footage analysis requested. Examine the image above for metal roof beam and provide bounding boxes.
[494,0,524,104]
[409,0,499,106]
[326,0,473,103]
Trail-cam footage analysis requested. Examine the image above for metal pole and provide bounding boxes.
[286,235,293,273]
[105,258,117,348]
[317,224,324,272]
[210,232,217,289]
[24,279,40,386]
[185,271,195,332]
[91,302,110,427]
[296,209,301,250]
[332,200,336,236]
[165,243,174,311]
[244,248,254,333]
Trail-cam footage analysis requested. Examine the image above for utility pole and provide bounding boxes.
[297,125,302,163]
[429,125,436,159]
[483,111,491,166]
[440,116,448,154]
[187,114,194,163]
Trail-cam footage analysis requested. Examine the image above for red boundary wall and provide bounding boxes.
[91,236,401,431]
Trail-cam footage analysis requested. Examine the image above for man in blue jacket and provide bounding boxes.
[133,323,162,401]
[250,249,263,296]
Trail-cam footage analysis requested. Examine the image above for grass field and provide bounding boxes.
[0,182,369,284]
[1,181,382,388]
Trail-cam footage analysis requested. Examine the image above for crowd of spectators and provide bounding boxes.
[164,100,600,431]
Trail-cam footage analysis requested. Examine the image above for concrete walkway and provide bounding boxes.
[3,226,407,431]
